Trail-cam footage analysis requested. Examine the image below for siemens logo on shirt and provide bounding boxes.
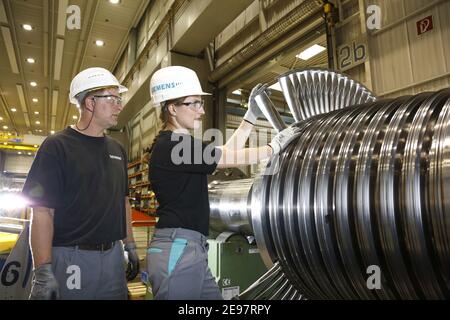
[109,155,122,160]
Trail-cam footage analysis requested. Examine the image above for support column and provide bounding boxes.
[126,28,137,74]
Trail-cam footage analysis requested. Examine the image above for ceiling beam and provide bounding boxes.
[2,0,32,133]
[0,26,19,73]
[63,0,99,129]
[110,0,149,71]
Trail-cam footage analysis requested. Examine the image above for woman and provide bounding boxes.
[146,66,295,300]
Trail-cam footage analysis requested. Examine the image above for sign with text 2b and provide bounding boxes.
[417,15,433,36]
[337,39,367,72]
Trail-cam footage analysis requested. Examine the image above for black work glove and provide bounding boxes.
[29,263,60,300]
[124,241,140,281]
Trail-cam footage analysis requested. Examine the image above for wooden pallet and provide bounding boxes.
[127,282,147,300]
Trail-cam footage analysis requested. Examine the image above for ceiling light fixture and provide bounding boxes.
[3,125,8,129]
[109,0,121,4]
[22,24,33,31]
[34,111,39,115]
[32,98,38,103]
[296,44,326,61]
[232,89,242,95]
[35,121,40,125]
[11,108,17,112]
[72,115,78,119]
[50,130,55,134]
[33,144,38,148]
[95,40,105,47]
[30,81,37,87]
[0,117,3,121]
[26,58,35,64]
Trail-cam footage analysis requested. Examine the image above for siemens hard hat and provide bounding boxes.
[150,66,210,106]
[69,67,128,105]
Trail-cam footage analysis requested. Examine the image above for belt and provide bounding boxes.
[76,242,115,252]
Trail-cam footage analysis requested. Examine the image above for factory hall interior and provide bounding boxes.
[1,0,450,301]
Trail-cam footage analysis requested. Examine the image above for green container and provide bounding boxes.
[207,232,268,300]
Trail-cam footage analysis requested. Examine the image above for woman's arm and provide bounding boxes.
[216,144,273,168]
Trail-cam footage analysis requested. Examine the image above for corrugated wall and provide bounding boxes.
[128,101,161,161]
[368,0,450,97]
[335,0,450,97]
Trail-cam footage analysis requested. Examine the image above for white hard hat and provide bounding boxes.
[69,67,128,104]
[150,66,210,106]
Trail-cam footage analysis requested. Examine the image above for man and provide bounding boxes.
[22,67,139,300]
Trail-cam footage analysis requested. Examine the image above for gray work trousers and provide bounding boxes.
[147,228,223,300]
[52,241,128,300]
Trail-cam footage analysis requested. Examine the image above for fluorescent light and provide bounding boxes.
[35,121,40,125]
[1,26,19,73]
[54,39,64,80]
[11,108,16,112]
[109,0,120,3]
[22,24,33,31]
[30,81,37,87]
[232,89,241,95]
[16,84,27,113]
[26,57,35,63]
[34,111,39,115]
[296,44,326,61]
[269,82,282,92]
[95,40,105,47]
[52,90,58,117]
[32,98,38,103]
[57,0,67,37]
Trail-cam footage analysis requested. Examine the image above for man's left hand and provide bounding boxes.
[124,241,140,281]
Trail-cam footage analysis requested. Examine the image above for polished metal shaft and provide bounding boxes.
[210,69,450,299]
[251,88,450,299]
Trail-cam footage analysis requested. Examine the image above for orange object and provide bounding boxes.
[131,209,157,227]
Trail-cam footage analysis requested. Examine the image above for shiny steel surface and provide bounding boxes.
[249,87,450,299]
[239,262,303,300]
[254,91,287,132]
[209,179,254,235]
[277,68,376,121]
